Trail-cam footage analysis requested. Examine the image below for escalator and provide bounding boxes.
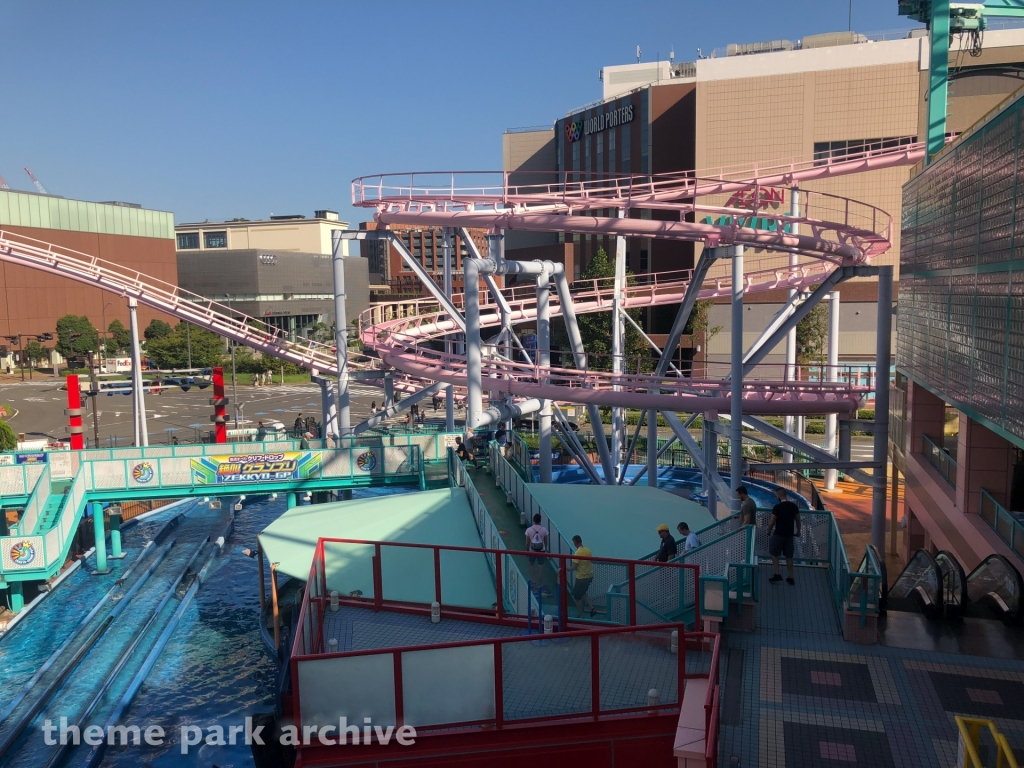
[878,547,1024,658]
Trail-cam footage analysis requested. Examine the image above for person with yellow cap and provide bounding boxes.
[655,523,677,562]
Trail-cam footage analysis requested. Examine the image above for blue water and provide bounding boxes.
[97,486,416,768]
[547,464,810,510]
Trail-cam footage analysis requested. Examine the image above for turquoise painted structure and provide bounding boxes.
[0,440,434,585]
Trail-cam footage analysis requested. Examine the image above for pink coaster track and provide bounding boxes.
[0,139,922,417]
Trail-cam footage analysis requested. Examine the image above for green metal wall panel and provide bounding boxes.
[0,190,173,239]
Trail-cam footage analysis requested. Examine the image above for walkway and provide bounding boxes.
[718,564,1024,767]
[821,477,904,576]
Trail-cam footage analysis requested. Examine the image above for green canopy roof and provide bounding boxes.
[524,484,715,560]
[259,489,496,609]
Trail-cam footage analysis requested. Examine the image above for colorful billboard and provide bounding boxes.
[190,451,322,485]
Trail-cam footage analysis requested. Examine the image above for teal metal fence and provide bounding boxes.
[922,434,957,487]
[980,488,1024,562]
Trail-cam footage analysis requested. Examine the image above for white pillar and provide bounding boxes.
[871,268,894,553]
[784,188,799,463]
[465,258,482,432]
[127,298,148,447]
[611,210,627,477]
[442,229,455,432]
[331,231,351,436]
[729,245,744,509]
[704,412,718,517]
[537,264,552,483]
[825,290,841,490]
[647,408,658,488]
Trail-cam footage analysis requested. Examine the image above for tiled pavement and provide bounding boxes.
[720,564,1024,767]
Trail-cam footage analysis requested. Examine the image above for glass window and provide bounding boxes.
[609,131,615,152]
[177,232,200,250]
[640,249,648,272]
[204,231,227,249]
[597,133,603,155]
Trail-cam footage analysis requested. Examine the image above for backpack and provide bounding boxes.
[529,526,545,551]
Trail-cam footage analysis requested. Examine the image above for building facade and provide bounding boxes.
[893,87,1024,571]
[505,27,1024,373]
[357,223,495,299]
[0,189,178,367]
[175,211,369,337]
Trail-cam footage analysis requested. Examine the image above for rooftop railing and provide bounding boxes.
[979,489,1024,563]
[922,434,957,488]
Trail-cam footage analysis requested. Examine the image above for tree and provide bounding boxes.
[569,248,649,371]
[144,319,173,341]
[0,419,16,451]
[106,319,131,355]
[24,341,49,368]
[308,322,333,344]
[796,298,829,379]
[55,315,98,360]
[145,323,223,369]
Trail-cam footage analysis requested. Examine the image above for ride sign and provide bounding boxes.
[190,451,322,485]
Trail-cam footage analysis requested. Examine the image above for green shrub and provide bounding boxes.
[0,420,17,451]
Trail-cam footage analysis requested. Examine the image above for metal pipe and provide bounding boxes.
[785,189,799,462]
[647,407,658,488]
[331,230,351,436]
[825,290,840,490]
[465,258,483,431]
[730,245,744,509]
[611,212,627,477]
[443,229,455,433]
[871,266,894,553]
[536,262,552,483]
[127,298,148,446]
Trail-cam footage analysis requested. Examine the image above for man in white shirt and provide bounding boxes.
[677,522,699,552]
[524,513,549,589]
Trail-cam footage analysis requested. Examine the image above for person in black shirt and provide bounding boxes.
[655,524,677,562]
[768,487,801,585]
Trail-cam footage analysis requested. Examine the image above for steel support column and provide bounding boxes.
[442,229,455,432]
[825,290,841,490]
[611,210,627,474]
[647,407,658,488]
[871,267,894,553]
[785,189,800,463]
[536,263,552,483]
[927,0,951,162]
[464,258,483,431]
[127,297,148,447]
[730,245,744,508]
[655,248,718,376]
[331,230,351,436]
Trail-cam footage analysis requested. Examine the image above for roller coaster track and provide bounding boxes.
[0,139,923,416]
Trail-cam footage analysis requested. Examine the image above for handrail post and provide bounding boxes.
[558,556,568,631]
[628,562,637,626]
[433,546,442,606]
[495,551,504,620]
[373,544,383,611]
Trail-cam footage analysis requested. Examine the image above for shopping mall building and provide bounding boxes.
[504,27,1024,376]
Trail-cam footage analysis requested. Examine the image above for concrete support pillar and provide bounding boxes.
[536,264,552,484]
[9,581,23,613]
[109,505,123,559]
[91,501,108,573]
[871,267,893,553]
[287,493,297,510]
[465,259,482,432]
[956,414,1016,516]
[729,245,744,510]
[907,380,947,458]
[825,290,841,490]
[784,188,800,464]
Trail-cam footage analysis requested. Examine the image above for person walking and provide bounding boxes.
[566,534,596,618]
[525,513,549,588]
[293,414,304,437]
[655,524,677,562]
[455,435,478,468]
[370,401,377,415]
[768,487,801,585]
[253,372,259,388]
[495,425,508,456]
[677,522,700,552]
[300,431,312,450]
[737,486,757,528]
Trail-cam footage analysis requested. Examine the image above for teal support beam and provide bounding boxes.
[9,581,23,613]
[91,502,108,574]
[287,493,296,510]
[109,505,124,560]
[928,0,951,164]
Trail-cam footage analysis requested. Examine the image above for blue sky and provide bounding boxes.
[1,1,918,228]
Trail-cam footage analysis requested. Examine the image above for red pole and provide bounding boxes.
[211,366,227,443]
[66,375,84,450]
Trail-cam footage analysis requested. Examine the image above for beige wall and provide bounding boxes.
[178,220,353,256]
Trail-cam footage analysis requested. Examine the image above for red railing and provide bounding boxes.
[291,537,701,659]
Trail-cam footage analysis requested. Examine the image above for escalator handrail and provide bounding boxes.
[935,549,968,618]
[966,553,1024,624]
[888,548,944,618]
[867,544,888,613]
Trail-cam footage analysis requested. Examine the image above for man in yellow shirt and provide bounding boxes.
[567,534,596,618]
